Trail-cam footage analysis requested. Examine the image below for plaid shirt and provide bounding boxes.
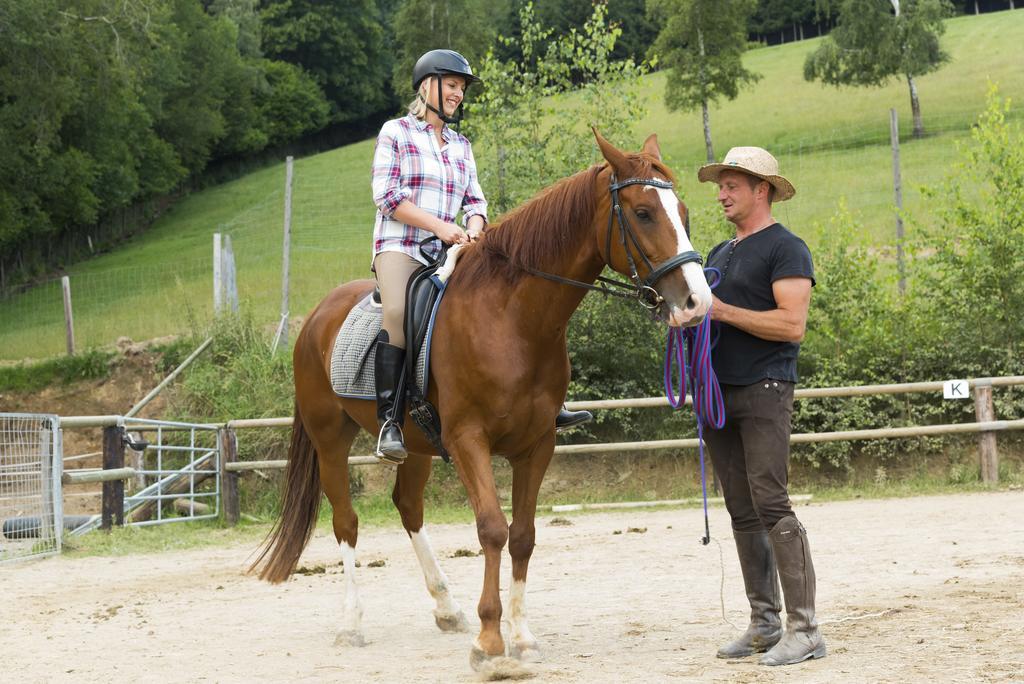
[371,115,488,264]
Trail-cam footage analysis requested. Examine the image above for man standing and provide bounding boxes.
[697,147,825,666]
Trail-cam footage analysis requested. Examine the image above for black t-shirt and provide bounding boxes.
[706,223,815,386]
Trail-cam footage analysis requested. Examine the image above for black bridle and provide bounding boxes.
[513,174,703,310]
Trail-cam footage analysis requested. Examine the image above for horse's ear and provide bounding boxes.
[642,134,662,161]
[592,127,628,174]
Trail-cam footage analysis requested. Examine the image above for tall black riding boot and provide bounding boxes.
[718,530,783,658]
[374,335,408,465]
[760,516,827,666]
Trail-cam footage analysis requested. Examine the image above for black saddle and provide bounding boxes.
[404,248,447,373]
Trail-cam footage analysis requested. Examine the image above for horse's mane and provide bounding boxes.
[451,153,672,289]
[450,165,603,289]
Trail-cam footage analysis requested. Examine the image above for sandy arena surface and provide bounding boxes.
[2,491,1023,683]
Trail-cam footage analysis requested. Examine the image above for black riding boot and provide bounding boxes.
[760,517,827,666]
[555,404,593,432]
[374,335,408,465]
[717,530,782,658]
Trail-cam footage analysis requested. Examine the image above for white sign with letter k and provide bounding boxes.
[943,379,970,399]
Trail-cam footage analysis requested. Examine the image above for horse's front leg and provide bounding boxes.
[507,430,556,662]
[447,430,510,670]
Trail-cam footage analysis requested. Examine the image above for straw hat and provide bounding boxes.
[697,147,796,201]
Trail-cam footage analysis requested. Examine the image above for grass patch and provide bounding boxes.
[0,349,115,393]
[61,518,269,558]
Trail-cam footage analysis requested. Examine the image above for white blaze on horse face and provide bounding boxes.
[410,529,466,627]
[338,541,364,639]
[648,185,713,323]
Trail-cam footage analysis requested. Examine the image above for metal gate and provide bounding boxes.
[0,413,62,563]
[67,417,221,536]
[122,417,221,527]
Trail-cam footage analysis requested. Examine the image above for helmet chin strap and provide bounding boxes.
[420,78,464,127]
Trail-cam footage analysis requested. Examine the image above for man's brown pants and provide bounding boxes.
[703,379,798,533]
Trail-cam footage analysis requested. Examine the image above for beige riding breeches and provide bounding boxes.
[373,250,421,349]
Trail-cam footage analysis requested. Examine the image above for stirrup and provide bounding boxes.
[375,420,407,466]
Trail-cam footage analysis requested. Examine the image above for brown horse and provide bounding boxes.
[251,130,712,672]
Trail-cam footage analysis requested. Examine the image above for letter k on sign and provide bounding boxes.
[943,380,970,399]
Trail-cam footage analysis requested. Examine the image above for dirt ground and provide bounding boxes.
[2,491,1023,683]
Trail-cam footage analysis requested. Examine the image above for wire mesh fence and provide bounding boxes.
[0,413,62,564]
[0,105,1018,362]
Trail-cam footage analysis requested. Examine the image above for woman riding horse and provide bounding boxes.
[253,129,712,673]
[370,49,591,465]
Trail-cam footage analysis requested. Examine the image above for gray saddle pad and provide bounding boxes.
[329,293,432,399]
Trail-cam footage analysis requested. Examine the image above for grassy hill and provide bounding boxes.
[1,10,1022,361]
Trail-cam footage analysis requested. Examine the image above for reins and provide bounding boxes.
[664,267,725,546]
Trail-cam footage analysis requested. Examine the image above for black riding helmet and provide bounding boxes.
[412,49,481,126]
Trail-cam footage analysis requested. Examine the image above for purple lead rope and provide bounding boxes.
[664,268,724,545]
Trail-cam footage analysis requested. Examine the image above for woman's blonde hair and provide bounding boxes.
[408,77,433,119]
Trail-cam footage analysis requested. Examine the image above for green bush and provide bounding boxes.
[792,87,1024,471]
[166,313,293,462]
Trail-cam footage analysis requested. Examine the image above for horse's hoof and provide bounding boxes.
[334,630,366,647]
[509,642,542,663]
[435,610,471,633]
[470,647,533,679]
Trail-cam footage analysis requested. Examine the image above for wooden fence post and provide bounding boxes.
[973,380,998,485]
[220,428,240,526]
[61,275,76,355]
[101,425,125,530]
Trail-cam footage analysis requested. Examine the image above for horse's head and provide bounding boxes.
[593,130,712,328]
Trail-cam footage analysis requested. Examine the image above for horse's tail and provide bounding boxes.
[249,401,322,583]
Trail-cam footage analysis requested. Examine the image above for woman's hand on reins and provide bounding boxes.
[434,221,468,244]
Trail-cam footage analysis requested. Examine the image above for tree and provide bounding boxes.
[803,0,954,138]
[389,0,499,98]
[465,2,649,214]
[647,0,760,162]
[494,0,658,73]
[260,0,392,123]
[206,0,262,58]
[748,0,840,45]
[254,59,330,146]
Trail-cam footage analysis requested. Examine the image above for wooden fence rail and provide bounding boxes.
[56,374,1024,529]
